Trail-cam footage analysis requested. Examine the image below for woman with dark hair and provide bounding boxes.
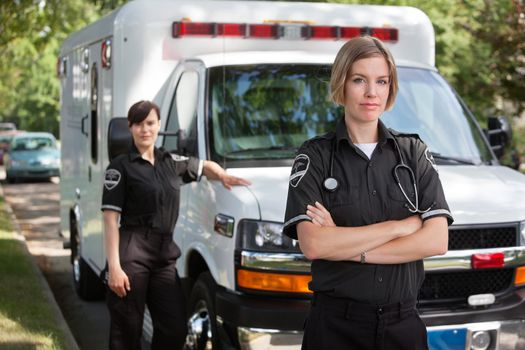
[101,100,250,350]
[283,36,453,349]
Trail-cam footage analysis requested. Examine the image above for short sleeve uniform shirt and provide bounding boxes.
[283,118,453,304]
[101,145,202,235]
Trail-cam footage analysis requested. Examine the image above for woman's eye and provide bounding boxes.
[378,79,389,85]
[353,78,365,84]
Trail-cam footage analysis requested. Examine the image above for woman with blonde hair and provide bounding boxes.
[283,36,453,349]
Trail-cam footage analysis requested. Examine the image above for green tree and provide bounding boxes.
[0,0,100,136]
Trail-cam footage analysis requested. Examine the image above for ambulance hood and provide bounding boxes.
[229,165,525,226]
[438,165,525,225]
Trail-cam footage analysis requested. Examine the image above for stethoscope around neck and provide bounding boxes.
[323,137,431,214]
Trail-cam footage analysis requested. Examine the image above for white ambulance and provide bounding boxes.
[58,0,525,349]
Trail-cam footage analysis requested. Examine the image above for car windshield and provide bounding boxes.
[208,64,492,164]
[11,136,56,151]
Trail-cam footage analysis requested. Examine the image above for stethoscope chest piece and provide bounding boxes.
[323,177,338,192]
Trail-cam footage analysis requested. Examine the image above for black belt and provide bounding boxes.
[312,293,417,318]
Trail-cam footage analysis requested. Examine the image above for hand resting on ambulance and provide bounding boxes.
[202,160,251,189]
[297,201,448,264]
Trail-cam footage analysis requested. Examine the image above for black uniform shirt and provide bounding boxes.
[101,144,202,235]
[283,118,453,304]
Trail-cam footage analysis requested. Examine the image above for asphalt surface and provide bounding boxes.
[2,176,110,350]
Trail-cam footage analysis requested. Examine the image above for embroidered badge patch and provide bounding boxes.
[104,169,121,190]
[290,154,310,187]
[425,148,438,172]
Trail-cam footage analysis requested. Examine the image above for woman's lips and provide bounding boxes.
[360,103,380,109]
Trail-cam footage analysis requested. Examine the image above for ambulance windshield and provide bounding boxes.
[208,64,492,165]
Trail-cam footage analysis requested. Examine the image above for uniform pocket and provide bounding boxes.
[327,185,360,207]
[387,185,413,218]
[388,184,413,203]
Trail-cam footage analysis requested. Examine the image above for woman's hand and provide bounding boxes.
[219,173,251,190]
[203,160,251,190]
[108,266,130,298]
[306,201,336,227]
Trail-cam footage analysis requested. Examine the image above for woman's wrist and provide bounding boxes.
[108,260,121,271]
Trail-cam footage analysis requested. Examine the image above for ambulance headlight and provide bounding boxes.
[238,220,300,253]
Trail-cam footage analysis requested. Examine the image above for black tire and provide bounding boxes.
[74,257,105,301]
[186,272,221,350]
[71,223,105,301]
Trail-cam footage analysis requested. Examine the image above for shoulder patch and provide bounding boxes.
[289,154,310,187]
[104,169,121,190]
[424,147,438,172]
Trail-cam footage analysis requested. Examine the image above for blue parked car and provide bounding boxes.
[4,132,60,183]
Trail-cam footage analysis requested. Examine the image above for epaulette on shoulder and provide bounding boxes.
[388,128,421,141]
[302,131,335,148]
[112,153,128,162]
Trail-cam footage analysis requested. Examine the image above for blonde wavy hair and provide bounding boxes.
[330,36,398,110]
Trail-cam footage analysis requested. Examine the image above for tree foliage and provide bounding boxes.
[0,0,100,135]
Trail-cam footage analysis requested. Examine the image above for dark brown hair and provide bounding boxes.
[330,36,398,110]
[127,100,160,127]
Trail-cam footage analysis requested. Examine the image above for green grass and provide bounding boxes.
[0,196,68,350]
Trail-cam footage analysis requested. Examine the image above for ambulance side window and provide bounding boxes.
[165,70,199,157]
[90,63,98,164]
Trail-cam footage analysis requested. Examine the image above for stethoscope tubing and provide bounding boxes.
[324,136,431,214]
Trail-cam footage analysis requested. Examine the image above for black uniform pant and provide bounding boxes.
[107,229,187,350]
[302,293,429,350]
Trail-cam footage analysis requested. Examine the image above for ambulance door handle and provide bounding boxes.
[81,114,88,137]
[88,165,92,182]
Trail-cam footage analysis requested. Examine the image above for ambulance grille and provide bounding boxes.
[448,225,518,250]
[418,269,514,302]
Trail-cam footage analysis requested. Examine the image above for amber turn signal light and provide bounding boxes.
[515,267,525,286]
[237,269,312,294]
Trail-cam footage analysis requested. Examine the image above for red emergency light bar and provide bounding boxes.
[172,21,398,42]
[471,252,505,269]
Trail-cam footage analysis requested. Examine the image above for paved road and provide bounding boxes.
[2,176,110,350]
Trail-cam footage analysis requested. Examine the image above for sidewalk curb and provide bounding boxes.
[0,184,80,350]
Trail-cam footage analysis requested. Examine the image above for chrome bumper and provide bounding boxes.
[234,320,525,350]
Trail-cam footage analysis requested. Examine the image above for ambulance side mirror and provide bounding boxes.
[158,128,188,154]
[108,117,132,161]
[176,129,188,153]
[485,116,511,159]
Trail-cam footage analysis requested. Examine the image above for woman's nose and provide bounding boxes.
[365,84,377,97]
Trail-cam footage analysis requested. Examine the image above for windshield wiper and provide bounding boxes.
[430,152,476,165]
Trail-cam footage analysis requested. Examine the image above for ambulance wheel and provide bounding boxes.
[186,272,221,350]
[71,227,105,301]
